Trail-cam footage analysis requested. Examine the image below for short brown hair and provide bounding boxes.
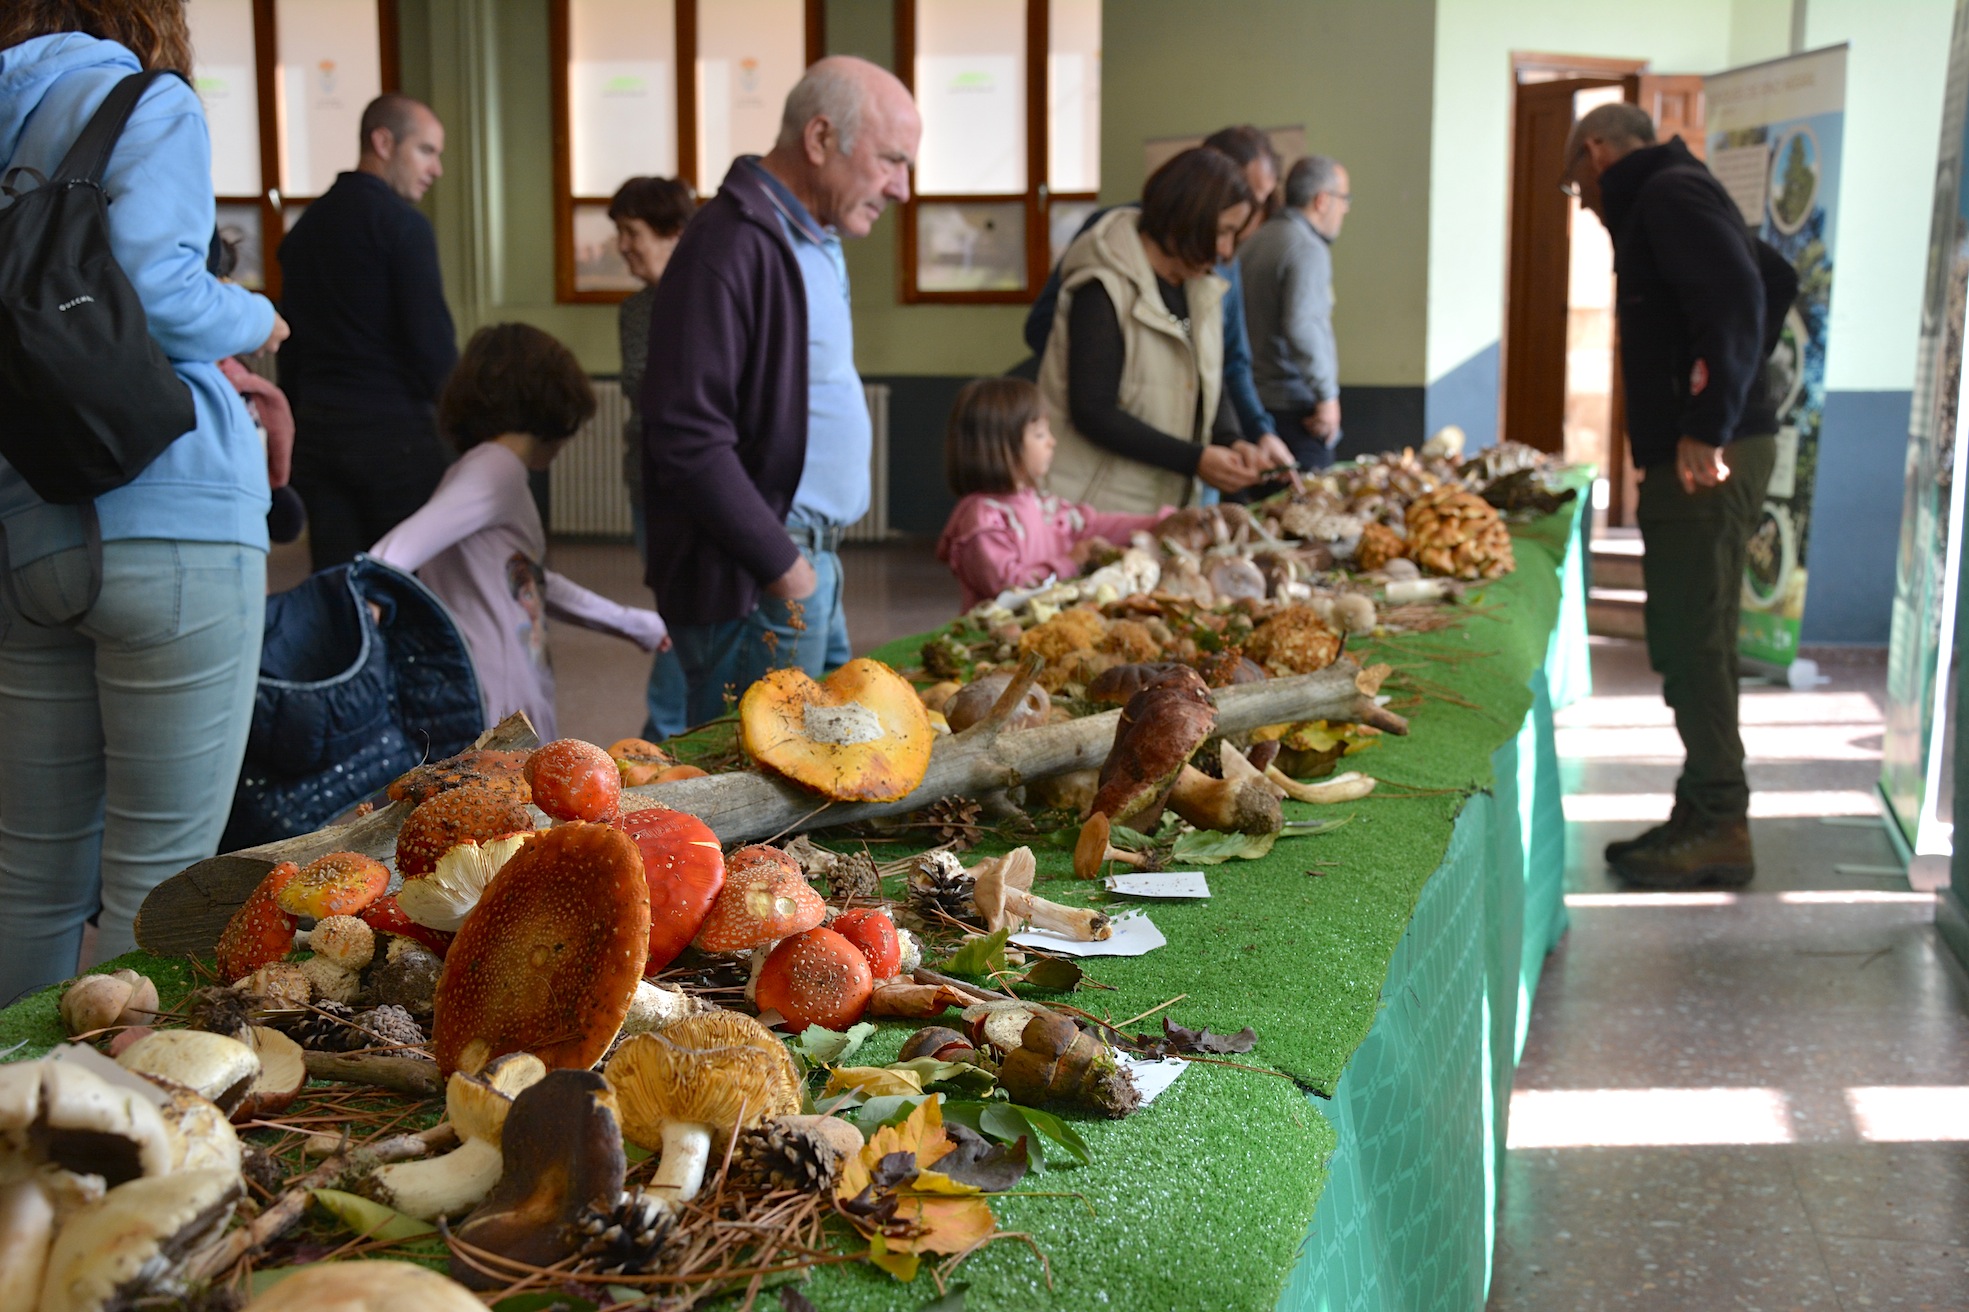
[2,0,193,75]
[1139,147,1254,270]
[608,176,698,238]
[946,377,1043,498]
[440,323,597,453]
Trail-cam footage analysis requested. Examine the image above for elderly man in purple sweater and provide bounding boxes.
[641,57,920,724]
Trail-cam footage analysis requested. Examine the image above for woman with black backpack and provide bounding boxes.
[0,0,288,1002]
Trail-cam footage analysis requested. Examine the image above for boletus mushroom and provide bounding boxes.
[1165,764,1283,836]
[997,1012,1141,1119]
[972,848,1110,940]
[612,806,726,973]
[692,845,824,955]
[449,1070,625,1291]
[365,1052,546,1219]
[942,672,1050,733]
[604,1011,801,1203]
[739,657,935,802]
[430,823,652,1077]
[58,971,158,1037]
[244,1259,485,1310]
[36,1168,241,1312]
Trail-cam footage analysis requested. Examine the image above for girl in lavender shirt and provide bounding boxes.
[372,324,668,738]
[936,378,1175,611]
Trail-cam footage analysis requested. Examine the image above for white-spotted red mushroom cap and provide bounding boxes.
[692,847,825,953]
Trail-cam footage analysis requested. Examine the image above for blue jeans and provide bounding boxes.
[670,546,851,726]
[1270,407,1340,471]
[0,540,264,1003]
[631,500,691,740]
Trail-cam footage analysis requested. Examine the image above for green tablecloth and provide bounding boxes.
[0,497,1591,1312]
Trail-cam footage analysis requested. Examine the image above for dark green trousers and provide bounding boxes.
[1635,434,1776,823]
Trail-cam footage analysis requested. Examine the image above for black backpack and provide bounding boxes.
[0,70,198,505]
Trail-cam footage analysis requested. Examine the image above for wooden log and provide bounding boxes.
[301,1051,444,1096]
[137,663,1400,958]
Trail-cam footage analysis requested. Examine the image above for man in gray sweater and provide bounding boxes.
[1240,155,1351,469]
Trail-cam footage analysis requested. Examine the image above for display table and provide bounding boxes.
[0,496,1590,1311]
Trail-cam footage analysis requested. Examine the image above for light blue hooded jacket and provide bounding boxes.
[0,34,276,567]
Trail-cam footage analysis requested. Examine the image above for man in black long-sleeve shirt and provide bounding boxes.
[1566,102,1783,888]
[278,94,458,570]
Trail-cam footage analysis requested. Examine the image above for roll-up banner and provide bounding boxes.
[1703,46,1848,669]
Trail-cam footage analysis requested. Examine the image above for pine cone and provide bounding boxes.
[925,797,984,853]
[906,850,980,930]
[730,1120,844,1195]
[829,851,881,902]
[182,986,256,1041]
[346,1004,425,1053]
[274,1000,358,1052]
[576,1188,673,1275]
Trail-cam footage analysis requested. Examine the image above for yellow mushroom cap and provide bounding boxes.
[603,1011,801,1153]
[738,658,935,802]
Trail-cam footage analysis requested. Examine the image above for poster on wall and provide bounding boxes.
[1703,46,1848,668]
[1882,0,1969,857]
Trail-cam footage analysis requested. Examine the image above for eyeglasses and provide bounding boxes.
[1326,191,1352,204]
[1558,146,1587,198]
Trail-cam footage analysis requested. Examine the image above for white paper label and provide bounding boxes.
[1103,871,1211,899]
[1010,909,1166,957]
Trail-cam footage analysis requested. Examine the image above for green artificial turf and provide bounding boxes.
[0,494,1584,1311]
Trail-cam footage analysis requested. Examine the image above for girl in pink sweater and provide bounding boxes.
[935,378,1174,610]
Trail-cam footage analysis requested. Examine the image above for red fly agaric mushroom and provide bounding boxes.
[387,749,532,807]
[754,928,874,1032]
[603,1011,801,1202]
[275,851,390,920]
[525,739,623,822]
[215,863,301,980]
[396,832,529,933]
[692,846,825,954]
[972,848,1111,940]
[830,908,901,978]
[396,786,534,879]
[430,824,651,1077]
[359,895,455,959]
[612,807,726,974]
[738,658,935,802]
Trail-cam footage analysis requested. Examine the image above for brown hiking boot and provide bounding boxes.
[1611,816,1754,889]
[1604,800,1692,867]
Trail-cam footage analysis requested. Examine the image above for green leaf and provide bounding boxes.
[979,1102,1092,1169]
[624,1140,653,1163]
[1108,823,1155,852]
[792,1021,878,1066]
[889,1057,997,1096]
[915,1283,971,1311]
[310,1188,436,1242]
[1020,957,1084,992]
[1170,827,1279,865]
[942,928,1009,978]
[852,1092,936,1132]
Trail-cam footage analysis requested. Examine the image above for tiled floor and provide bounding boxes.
[1488,638,1969,1312]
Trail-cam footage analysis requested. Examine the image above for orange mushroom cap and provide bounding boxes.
[430,823,652,1077]
[274,852,390,920]
[611,807,726,975]
[216,862,301,979]
[738,658,935,803]
[754,928,873,1032]
[692,846,825,954]
[387,749,532,807]
[525,739,623,823]
[396,785,535,878]
[607,738,673,788]
[831,908,902,979]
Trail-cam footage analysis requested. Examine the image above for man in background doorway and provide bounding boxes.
[1564,100,1787,888]
[278,94,457,571]
[639,57,921,725]
[1240,154,1350,470]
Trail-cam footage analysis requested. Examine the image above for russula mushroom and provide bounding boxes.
[395,832,528,933]
[36,1169,240,1312]
[232,1027,307,1123]
[1089,666,1218,828]
[604,1011,801,1203]
[972,848,1111,940]
[754,928,874,1032]
[450,1070,626,1290]
[613,807,726,974]
[739,657,935,802]
[692,846,825,955]
[619,980,710,1038]
[58,970,158,1037]
[366,1052,545,1220]
[607,737,674,788]
[275,851,389,921]
[1166,764,1284,836]
[830,908,902,978]
[997,1012,1141,1119]
[396,786,534,879]
[525,738,623,822]
[1072,812,1147,881]
[942,672,1050,733]
[244,1259,486,1310]
[115,1030,261,1115]
[430,823,651,1077]
[2,1057,174,1186]
[215,863,301,981]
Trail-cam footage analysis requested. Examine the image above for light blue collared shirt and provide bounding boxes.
[746,159,871,530]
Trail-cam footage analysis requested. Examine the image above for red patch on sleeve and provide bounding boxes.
[1690,358,1709,396]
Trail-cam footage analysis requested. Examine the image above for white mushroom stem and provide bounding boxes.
[366,1135,505,1220]
[1000,887,1111,941]
[649,1120,713,1202]
[1265,765,1377,805]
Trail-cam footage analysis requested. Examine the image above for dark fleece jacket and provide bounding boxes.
[1599,137,1775,467]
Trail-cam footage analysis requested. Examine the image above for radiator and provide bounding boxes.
[548,380,895,542]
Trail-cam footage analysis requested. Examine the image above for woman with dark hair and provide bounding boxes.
[1038,148,1278,514]
[371,323,670,740]
[0,0,287,998]
[609,174,694,737]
